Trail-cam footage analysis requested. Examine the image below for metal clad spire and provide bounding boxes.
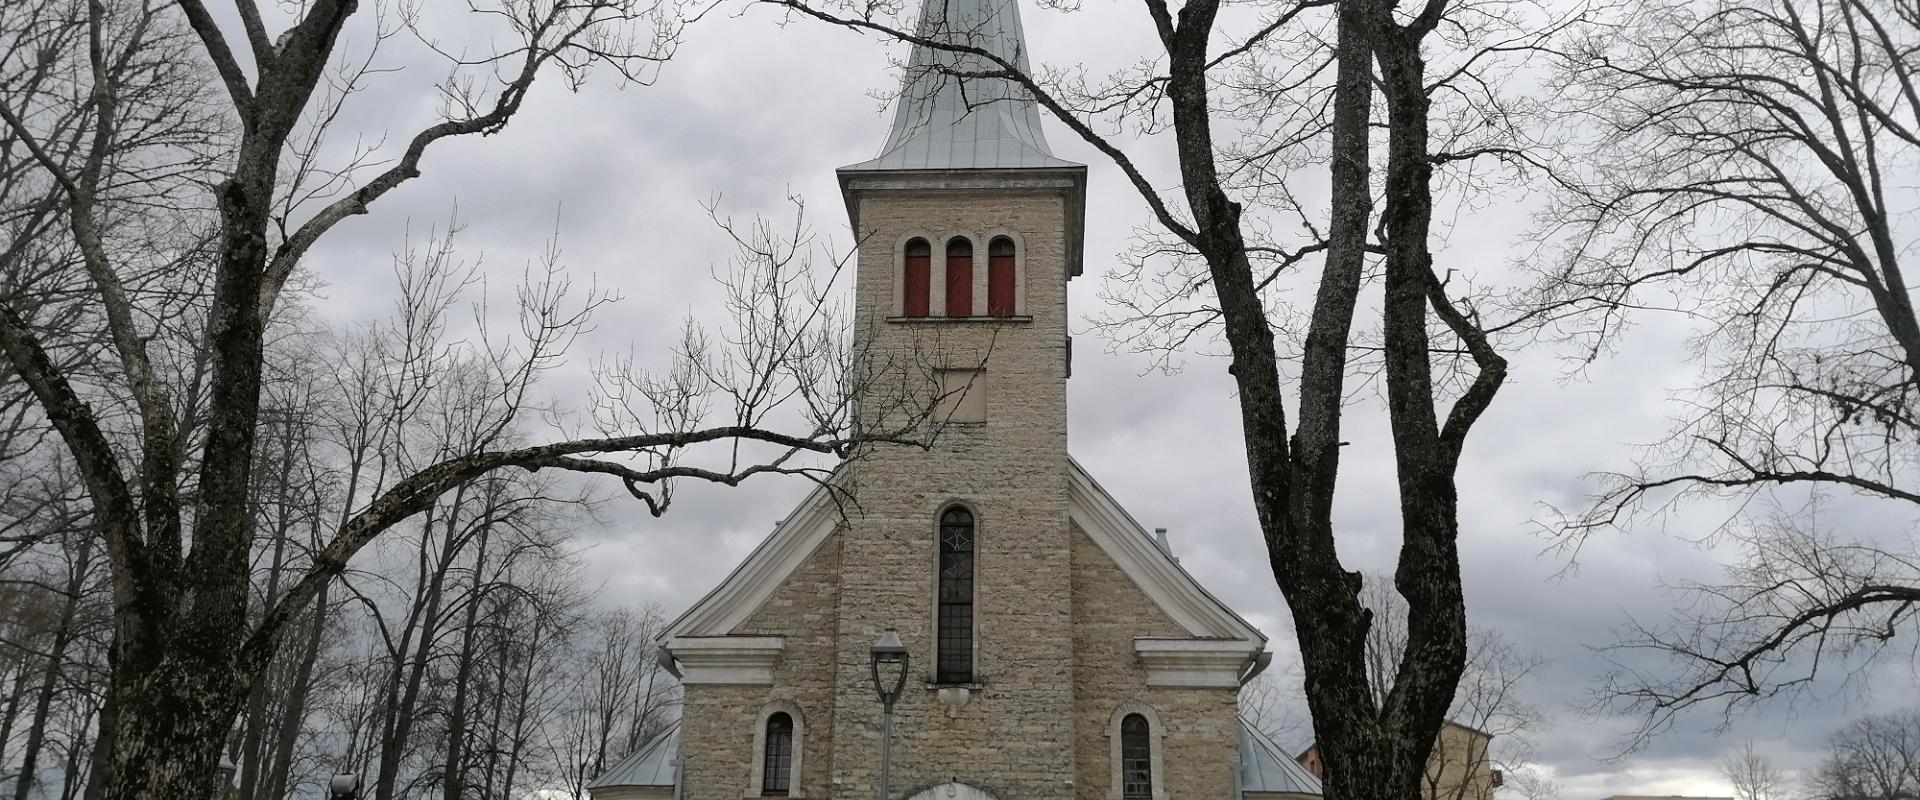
[842,0,1077,171]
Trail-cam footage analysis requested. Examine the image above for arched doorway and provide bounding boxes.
[903,781,999,800]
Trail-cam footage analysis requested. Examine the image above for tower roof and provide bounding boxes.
[841,0,1080,172]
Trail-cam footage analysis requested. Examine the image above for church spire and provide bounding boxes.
[841,0,1077,172]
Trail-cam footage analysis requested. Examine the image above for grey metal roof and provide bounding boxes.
[841,0,1080,172]
[588,721,680,789]
[1239,717,1324,796]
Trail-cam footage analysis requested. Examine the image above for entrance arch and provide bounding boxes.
[904,781,999,800]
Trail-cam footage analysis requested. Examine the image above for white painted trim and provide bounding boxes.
[1107,704,1168,800]
[1132,638,1257,688]
[661,480,841,640]
[746,700,807,798]
[665,636,785,685]
[658,459,1266,685]
[1068,459,1267,644]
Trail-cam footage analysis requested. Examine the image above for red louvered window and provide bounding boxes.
[946,237,973,317]
[903,239,931,317]
[988,237,1016,316]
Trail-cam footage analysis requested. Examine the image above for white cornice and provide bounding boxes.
[1133,637,1261,688]
[665,636,786,686]
[1068,459,1268,646]
[660,480,842,641]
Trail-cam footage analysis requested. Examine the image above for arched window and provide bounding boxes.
[945,237,973,317]
[987,237,1016,317]
[1120,714,1152,799]
[936,506,975,683]
[903,238,931,318]
[762,712,794,795]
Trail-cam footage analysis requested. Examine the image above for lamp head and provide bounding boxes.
[328,773,361,798]
[870,629,907,664]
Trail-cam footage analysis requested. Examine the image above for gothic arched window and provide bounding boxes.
[1120,714,1152,799]
[903,238,931,318]
[988,236,1016,317]
[936,506,975,683]
[761,712,794,795]
[945,237,974,317]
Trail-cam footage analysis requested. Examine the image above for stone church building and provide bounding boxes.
[588,0,1323,798]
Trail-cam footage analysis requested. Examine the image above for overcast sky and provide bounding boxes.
[285,1,1914,797]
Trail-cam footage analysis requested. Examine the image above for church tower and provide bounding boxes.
[590,3,1316,800]
[826,0,1088,793]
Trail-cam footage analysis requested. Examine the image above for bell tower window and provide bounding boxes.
[903,238,931,318]
[936,505,975,683]
[945,237,974,317]
[988,237,1016,316]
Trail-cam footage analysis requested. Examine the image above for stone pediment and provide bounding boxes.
[659,459,1265,656]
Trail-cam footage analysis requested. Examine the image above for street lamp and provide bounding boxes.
[869,629,910,800]
[213,754,236,800]
[328,773,361,800]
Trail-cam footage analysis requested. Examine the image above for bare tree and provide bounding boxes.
[1532,0,1920,747]
[1723,740,1790,800]
[752,0,1572,795]
[1358,578,1550,800]
[0,0,938,795]
[1806,711,1920,800]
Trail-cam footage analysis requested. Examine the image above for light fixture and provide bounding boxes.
[869,629,911,800]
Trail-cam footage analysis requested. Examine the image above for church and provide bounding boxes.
[587,0,1323,797]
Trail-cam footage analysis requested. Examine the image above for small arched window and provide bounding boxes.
[936,506,975,683]
[1120,714,1152,799]
[988,237,1016,317]
[903,238,931,318]
[945,238,974,317]
[762,712,794,795]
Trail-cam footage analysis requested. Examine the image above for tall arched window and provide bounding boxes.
[945,237,973,317]
[762,712,794,795]
[936,506,975,683]
[1120,714,1152,799]
[988,237,1016,317]
[903,238,931,318]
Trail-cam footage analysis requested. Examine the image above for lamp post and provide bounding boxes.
[869,629,909,800]
[213,754,236,800]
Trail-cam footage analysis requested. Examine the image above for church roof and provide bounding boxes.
[840,0,1080,172]
[588,721,681,789]
[1239,717,1324,796]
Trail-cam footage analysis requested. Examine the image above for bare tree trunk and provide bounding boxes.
[439,519,491,800]
[13,535,94,800]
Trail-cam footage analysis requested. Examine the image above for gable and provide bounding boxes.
[1067,460,1266,644]
[662,459,1265,648]
[661,480,841,640]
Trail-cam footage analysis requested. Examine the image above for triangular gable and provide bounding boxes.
[1068,459,1266,644]
[661,458,1266,647]
[661,480,841,640]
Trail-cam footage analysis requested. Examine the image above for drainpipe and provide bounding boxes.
[1237,651,1272,686]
